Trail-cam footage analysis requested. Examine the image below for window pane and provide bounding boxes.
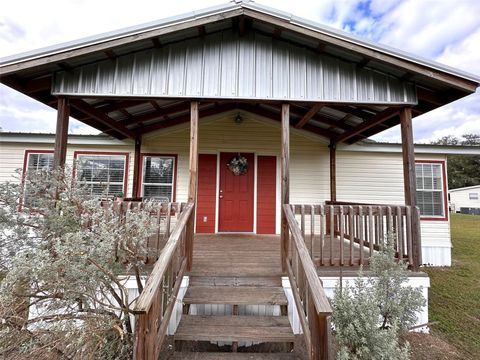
[28,153,54,171]
[415,162,445,217]
[143,185,172,201]
[432,192,443,216]
[24,153,54,207]
[109,169,124,183]
[144,157,174,184]
[77,154,125,197]
[432,165,442,190]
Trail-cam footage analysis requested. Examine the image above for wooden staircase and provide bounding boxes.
[172,276,296,359]
[132,217,331,360]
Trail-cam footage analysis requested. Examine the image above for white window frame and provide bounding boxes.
[415,162,446,219]
[141,155,176,202]
[75,153,127,198]
[469,192,479,200]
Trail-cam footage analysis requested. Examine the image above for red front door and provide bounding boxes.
[218,152,254,232]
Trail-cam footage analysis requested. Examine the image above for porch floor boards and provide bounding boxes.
[188,234,371,278]
[190,234,284,277]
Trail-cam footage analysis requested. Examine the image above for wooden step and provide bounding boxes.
[173,352,296,359]
[183,286,288,306]
[188,276,282,287]
[175,315,295,343]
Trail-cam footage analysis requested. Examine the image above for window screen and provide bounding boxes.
[76,154,126,197]
[142,156,175,201]
[415,163,445,217]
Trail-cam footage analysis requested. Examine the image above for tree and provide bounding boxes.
[332,238,425,360]
[431,134,480,189]
[0,167,157,359]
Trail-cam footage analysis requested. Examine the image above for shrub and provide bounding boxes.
[332,237,425,360]
[0,167,157,359]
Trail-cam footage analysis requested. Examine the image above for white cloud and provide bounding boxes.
[436,27,480,75]
[0,86,99,134]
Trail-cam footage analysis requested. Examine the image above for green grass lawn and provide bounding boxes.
[423,213,480,359]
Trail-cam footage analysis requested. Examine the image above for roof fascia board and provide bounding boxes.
[448,185,480,192]
[241,8,479,91]
[338,142,480,155]
[0,133,133,146]
[0,7,244,75]
[243,2,480,85]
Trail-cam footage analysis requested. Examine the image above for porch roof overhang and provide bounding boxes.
[1,1,479,142]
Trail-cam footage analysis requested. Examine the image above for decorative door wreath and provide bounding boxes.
[227,154,248,176]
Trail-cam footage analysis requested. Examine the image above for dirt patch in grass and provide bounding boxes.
[404,332,464,360]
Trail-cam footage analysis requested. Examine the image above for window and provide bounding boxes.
[141,155,175,201]
[76,153,127,197]
[415,162,446,218]
[23,151,54,207]
[469,192,479,200]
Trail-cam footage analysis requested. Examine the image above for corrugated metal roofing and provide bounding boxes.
[53,31,416,104]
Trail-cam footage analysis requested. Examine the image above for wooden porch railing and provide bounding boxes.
[292,202,422,270]
[100,200,188,264]
[132,202,195,360]
[283,204,332,360]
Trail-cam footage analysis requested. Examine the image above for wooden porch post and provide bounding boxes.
[53,97,70,170]
[400,107,421,270]
[132,136,142,197]
[281,103,290,272]
[329,140,336,202]
[186,101,199,271]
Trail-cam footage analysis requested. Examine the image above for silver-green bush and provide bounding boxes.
[0,167,157,359]
[332,238,425,360]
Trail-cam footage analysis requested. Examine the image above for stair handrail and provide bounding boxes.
[283,204,332,360]
[133,201,194,359]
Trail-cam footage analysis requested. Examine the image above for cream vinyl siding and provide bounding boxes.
[335,151,450,265]
[0,142,135,196]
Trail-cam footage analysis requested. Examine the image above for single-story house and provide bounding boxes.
[1,1,479,359]
[449,185,480,214]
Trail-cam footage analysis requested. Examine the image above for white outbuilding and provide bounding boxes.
[449,185,480,215]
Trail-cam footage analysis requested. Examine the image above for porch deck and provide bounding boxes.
[189,234,368,278]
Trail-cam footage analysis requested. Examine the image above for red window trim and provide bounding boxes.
[73,151,130,196]
[415,160,448,222]
[137,153,178,201]
[20,150,55,210]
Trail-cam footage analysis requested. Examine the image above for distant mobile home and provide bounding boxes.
[449,185,480,214]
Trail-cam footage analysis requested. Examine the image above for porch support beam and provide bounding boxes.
[329,140,336,202]
[186,101,199,271]
[334,107,400,143]
[53,97,70,170]
[69,99,136,139]
[281,103,290,272]
[400,107,421,270]
[132,136,142,198]
[294,103,324,129]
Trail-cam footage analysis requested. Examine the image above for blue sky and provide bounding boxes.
[1,0,479,143]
